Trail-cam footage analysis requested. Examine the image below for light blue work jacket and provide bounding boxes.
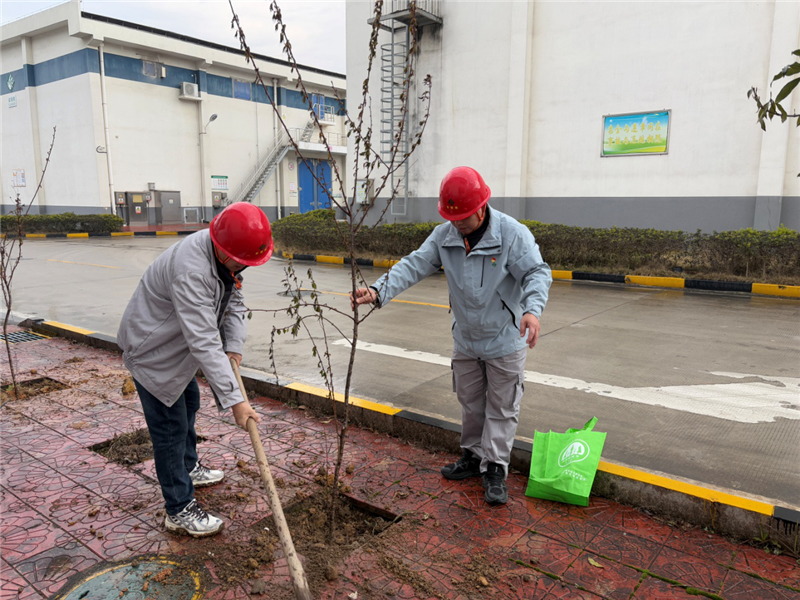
[371,208,551,360]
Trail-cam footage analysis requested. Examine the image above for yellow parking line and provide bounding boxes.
[300,289,450,309]
[47,259,120,269]
[598,460,773,516]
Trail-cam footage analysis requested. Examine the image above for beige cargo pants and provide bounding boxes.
[451,347,527,477]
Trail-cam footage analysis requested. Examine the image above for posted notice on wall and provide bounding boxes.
[211,175,228,190]
[602,110,670,157]
[11,169,26,187]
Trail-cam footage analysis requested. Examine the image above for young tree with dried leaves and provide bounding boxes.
[1,128,56,407]
[228,0,431,542]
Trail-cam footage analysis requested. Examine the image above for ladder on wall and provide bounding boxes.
[377,1,442,216]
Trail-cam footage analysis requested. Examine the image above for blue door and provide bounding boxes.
[316,161,332,209]
[298,159,333,212]
[298,160,316,213]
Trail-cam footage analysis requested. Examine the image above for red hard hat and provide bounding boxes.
[209,203,274,266]
[438,166,491,221]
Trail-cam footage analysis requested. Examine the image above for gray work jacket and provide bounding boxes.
[372,208,552,360]
[117,229,247,409]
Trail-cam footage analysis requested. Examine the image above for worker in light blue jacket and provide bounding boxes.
[352,166,551,505]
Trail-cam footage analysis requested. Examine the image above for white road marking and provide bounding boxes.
[333,339,800,424]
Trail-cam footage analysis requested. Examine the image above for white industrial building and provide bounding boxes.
[346,0,800,232]
[1,0,347,224]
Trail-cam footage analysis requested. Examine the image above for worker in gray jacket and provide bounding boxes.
[118,202,273,536]
[352,166,551,505]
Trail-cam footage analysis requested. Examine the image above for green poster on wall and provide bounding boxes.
[602,110,670,157]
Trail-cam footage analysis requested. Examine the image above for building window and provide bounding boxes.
[143,60,158,78]
[233,80,251,100]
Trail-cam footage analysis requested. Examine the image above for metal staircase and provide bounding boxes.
[227,129,290,205]
[226,116,314,206]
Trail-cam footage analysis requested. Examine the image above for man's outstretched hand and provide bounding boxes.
[350,287,377,310]
[520,313,541,348]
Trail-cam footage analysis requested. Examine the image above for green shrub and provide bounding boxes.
[272,211,800,282]
[1,212,124,234]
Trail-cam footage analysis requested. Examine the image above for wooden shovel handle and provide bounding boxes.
[230,359,312,600]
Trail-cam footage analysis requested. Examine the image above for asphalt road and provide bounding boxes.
[6,237,800,508]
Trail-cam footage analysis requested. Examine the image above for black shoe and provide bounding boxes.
[441,449,481,480]
[482,462,508,505]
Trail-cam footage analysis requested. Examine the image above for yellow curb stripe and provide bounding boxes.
[111,232,134,236]
[752,283,800,298]
[47,259,120,269]
[156,231,178,236]
[316,255,344,265]
[551,270,572,280]
[374,259,400,269]
[286,382,401,416]
[42,321,95,336]
[26,233,48,238]
[281,251,294,259]
[598,460,773,516]
[625,275,685,289]
[67,233,89,238]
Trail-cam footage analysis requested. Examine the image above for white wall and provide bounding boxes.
[526,1,776,198]
[33,73,102,210]
[346,0,800,230]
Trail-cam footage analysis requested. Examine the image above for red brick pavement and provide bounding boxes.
[1,328,798,599]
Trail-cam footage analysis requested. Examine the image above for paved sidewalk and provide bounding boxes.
[1,329,798,599]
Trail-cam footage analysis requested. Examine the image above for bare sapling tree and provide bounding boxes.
[1,127,57,406]
[229,0,431,540]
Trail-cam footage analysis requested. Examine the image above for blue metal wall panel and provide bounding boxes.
[31,48,99,87]
[1,68,29,96]
[0,49,346,109]
[206,74,232,97]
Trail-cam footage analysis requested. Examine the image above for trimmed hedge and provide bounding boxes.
[272,209,800,282]
[1,212,124,234]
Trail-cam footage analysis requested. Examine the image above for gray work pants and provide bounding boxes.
[451,347,527,476]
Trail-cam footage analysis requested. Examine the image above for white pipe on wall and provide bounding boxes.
[98,44,115,214]
[273,77,282,220]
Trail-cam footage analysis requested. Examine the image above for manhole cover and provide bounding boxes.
[53,557,204,600]
[0,331,48,343]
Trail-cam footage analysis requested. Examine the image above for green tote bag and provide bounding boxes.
[525,417,607,507]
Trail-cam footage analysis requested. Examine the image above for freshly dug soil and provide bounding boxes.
[0,377,69,402]
[256,491,395,592]
[180,489,397,596]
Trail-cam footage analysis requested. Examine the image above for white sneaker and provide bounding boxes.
[189,463,224,487]
[165,499,224,537]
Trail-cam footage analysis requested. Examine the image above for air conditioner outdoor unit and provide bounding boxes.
[179,82,201,101]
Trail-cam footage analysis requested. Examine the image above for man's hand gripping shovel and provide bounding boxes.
[230,359,312,600]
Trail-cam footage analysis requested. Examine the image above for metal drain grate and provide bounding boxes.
[0,331,49,344]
